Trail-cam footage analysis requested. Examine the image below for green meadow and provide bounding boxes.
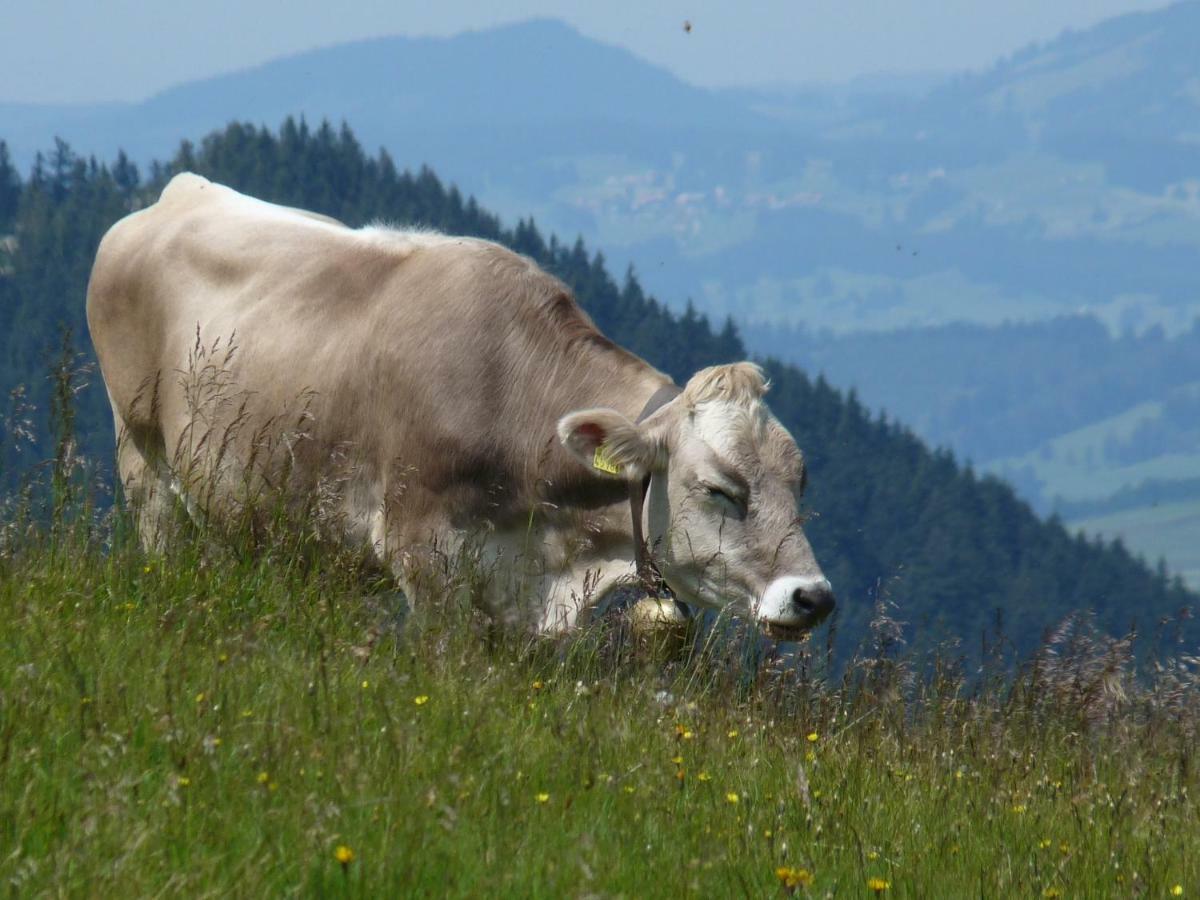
[2,493,1197,898]
[1070,497,1200,591]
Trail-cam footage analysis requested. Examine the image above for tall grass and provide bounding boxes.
[1,360,1197,896]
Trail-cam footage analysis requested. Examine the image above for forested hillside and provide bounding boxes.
[0,120,1194,657]
[745,316,1200,476]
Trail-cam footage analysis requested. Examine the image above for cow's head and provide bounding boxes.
[558,363,834,638]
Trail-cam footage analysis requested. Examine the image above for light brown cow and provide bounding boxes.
[86,174,834,637]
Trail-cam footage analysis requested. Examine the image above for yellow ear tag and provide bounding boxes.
[592,445,622,475]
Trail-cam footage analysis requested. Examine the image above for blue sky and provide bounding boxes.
[4,0,1173,103]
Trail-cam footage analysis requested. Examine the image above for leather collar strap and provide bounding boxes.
[630,383,681,595]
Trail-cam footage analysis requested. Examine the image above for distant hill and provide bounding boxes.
[0,20,768,176]
[745,316,1200,469]
[918,2,1200,166]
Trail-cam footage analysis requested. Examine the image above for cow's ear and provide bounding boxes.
[557,408,663,480]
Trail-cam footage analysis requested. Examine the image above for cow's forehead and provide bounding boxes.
[684,400,803,480]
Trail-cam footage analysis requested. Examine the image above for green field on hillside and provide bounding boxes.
[2,504,1197,897]
[986,397,1197,503]
[1071,497,1200,591]
[986,394,1200,590]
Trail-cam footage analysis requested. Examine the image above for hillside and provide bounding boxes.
[1071,497,1200,589]
[916,1,1200,172]
[745,316,1200,587]
[745,317,1200,466]
[3,510,1197,895]
[0,119,1195,659]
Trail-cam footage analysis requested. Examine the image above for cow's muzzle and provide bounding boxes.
[756,575,835,641]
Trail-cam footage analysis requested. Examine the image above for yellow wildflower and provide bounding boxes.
[1038,839,1052,850]
[725,792,740,804]
[697,772,712,782]
[1171,887,1183,897]
[177,776,190,787]
[867,877,890,893]
[257,771,270,784]
[775,866,814,889]
[806,732,819,743]
[867,850,879,861]
[414,695,429,706]
[334,845,354,866]
[727,729,739,738]
[361,680,369,689]
[1043,889,1062,899]
[1011,804,1027,814]
[531,680,544,691]
[671,754,684,765]
[195,692,205,704]
[536,792,550,804]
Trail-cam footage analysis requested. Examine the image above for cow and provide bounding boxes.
[86,173,835,639]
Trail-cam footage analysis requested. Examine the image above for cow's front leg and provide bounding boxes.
[533,558,631,635]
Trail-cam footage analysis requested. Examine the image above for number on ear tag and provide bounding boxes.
[593,445,622,475]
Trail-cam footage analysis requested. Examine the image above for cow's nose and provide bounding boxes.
[791,583,835,622]
[757,575,835,628]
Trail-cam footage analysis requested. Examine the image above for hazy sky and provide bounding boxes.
[3,0,1174,104]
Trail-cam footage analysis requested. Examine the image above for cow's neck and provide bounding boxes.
[532,356,671,518]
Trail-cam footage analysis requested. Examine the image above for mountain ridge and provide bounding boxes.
[909,0,1200,163]
[0,18,771,173]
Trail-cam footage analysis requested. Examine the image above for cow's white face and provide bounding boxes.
[559,363,834,638]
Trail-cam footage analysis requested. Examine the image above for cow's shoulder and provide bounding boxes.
[157,172,246,220]
[356,226,567,301]
[159,171,214,204]
[157,173,347,231]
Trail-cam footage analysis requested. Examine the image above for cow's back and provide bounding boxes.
[89,174,375,427]
[87,174,642,530]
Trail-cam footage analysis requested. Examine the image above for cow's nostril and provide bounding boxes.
[792,587,836,620]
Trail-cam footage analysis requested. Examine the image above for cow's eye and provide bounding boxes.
[705,484,747,518]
